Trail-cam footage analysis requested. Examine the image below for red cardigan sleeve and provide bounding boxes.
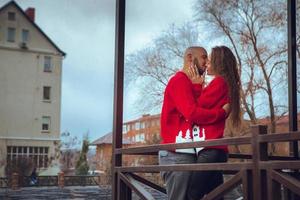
[192,83,202,98]
[168,75,226,125]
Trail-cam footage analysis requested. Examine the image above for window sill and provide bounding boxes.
[41,130,50,133]
[43,70,52,73]
[43,100,51,103]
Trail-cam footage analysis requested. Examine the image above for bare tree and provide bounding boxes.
[125,1,300,155]
[60,131,80,174]
[125,23,202,113]
[193,0,290,138]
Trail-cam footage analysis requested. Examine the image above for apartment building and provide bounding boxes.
[0,1,65,176]
[123,114,161,145]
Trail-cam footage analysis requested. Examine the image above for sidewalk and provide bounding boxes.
[0,185,167,200]
[0,186,112,200]
[0,185,241,199]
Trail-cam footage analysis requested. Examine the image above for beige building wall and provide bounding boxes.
[0,3,64,176]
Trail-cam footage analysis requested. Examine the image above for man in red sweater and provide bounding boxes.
[159,46,229,200]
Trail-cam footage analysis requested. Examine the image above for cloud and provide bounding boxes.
[0,0,194,141]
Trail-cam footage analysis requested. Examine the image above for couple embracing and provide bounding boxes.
[159,46,241,200]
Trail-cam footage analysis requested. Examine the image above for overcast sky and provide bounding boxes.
[0,0,195,142]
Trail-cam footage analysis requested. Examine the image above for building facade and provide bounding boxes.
[91,114,161,182]
[123,114,161,145]
[0,1,65,177]
[91,132,132,184]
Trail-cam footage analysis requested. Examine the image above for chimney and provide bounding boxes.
[25,8,35,22]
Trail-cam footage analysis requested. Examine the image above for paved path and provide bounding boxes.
[0,186,167,200]
[0,185,241,199]
[0,186,112,200]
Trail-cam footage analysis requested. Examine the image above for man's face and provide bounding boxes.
[193,49,208,72]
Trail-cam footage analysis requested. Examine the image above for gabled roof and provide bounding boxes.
[0,1,66,56]
[90,132,133,145]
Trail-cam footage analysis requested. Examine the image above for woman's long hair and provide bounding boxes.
[210,46,241,127]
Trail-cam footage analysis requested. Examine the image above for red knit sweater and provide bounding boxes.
[160,71,227,153]
[193,75,229,152]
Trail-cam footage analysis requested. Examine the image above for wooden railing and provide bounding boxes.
[21,176,58,187]
[64,175,99,186]
[113,125,300,200]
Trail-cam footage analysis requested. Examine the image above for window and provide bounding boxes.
[151,120,155,127]
[8,12,15,21]
[135,122,140,130]
[135,133,145,143]
[22,29,29,42]
[7,146,49,168]
[44,56,52,72]
[135,134,139,142]
[122,125,127,134]
[42,116,51,132]
[141,122,145,129]
[43,86,51,101]
[7,27,15,42]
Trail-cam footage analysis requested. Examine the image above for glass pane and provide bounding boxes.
[44,56,52,72]
[13,147,16,153]
[7,27,15,42]
[22,29,29,42]
[8,12,15,21]
[43,86,51,100]
[7,146,11,154]
[23,147,27,154]
[39,147,43,154]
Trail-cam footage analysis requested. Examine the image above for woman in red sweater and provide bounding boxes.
[186,46,241,200]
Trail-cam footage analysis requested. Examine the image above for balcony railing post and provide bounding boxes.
[118,173,132,200]
[242,169,253,200]
[251,125,268,200]
[113,0,131,199]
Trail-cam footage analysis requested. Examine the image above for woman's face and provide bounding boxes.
[206,54,214,75]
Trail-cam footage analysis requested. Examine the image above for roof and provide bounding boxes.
[0,1,66,56]
[90,132,132,145]
[124,113,161,125]
[257,113,300,125]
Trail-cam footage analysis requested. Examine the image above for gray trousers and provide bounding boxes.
[158,150,196,200]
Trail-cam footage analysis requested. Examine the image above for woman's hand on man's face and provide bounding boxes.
[187,64,204,84]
